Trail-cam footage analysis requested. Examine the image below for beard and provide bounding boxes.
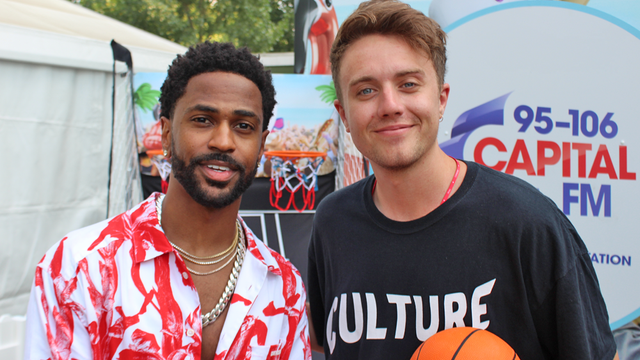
[170,146,257,209]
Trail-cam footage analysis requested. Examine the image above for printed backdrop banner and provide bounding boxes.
[261,75,338,177]
[132,73,337,178]
[438,1,640,328]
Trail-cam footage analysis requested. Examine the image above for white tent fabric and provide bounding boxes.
[0,0,185,58]
[0,0,186,328]
[0,2,187,358]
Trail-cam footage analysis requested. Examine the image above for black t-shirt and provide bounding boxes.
[308,161,616,360]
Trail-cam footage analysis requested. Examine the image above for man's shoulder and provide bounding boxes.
[465,162,576,235]
[315,175,370,215]
[470,161,536,191]
[469,161,559,208]
[38,198,156,275]
[242,222,304,286]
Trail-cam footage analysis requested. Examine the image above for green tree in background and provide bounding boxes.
[70,0,294,53]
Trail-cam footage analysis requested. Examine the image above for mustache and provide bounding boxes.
[189,152,245,171]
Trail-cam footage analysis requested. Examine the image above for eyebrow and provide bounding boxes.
[348,75,374,89]
[348,68,426,89]
[186,104,219,114]
[233,109,260,119]
[396,69,426,78]
[186,104,260,119]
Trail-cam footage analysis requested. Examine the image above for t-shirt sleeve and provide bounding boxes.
[307,226,326,348]
[531,250,617,360]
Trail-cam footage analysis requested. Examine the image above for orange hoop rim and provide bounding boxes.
[146,149,164,156]
[263,150,326,160]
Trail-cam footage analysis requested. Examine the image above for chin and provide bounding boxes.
[192,189,240,209]
[370,149,424,170]
[193,175,253,209]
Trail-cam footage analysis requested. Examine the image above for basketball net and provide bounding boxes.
[264,151,326,211]
[336,118,367,189]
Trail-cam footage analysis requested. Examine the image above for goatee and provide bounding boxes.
[171,148,257,208]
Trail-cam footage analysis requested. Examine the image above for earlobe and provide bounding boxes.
[334,99,351,133]
[439,83,451,116]
[259,129,269,158]
[161,116,172,158]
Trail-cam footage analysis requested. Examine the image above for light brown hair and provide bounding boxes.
[330,0,447,100]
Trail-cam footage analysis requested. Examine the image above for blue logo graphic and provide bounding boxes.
[441,93,511,159]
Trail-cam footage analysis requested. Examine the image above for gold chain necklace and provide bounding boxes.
[155,194,245,327]
[186,243,240,276]
[179,248,235,266]
[170,226,238,261]
[173,222,239,266]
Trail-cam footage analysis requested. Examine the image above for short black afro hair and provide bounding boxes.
[160,42,276,131]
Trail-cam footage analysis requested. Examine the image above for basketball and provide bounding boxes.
[410,327,520,360]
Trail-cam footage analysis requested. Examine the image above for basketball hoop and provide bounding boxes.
[263,150,327,211]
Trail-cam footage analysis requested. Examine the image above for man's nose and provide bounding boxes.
[377,86,404,118]
[208,123,236,152]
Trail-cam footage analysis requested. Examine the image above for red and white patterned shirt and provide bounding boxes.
[24,194,311,360]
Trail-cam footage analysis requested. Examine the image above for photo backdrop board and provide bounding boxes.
[133,73,339,179]
[439,1,640,329]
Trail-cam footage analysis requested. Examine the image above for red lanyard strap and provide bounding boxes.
[371,157,460,205]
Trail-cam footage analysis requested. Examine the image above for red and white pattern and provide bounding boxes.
[24,193,311,360]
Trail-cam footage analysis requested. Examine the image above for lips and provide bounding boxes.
[201,161,236,183]
[374,123,415,136]
[206,164,231,172]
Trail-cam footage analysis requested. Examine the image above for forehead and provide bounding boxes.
[176,71,263,118]
[338,34,434,85]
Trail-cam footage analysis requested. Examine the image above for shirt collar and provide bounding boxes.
[128,193,283,276]
[129,193,173,264]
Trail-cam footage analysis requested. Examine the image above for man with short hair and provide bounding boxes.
[25,42,311,360]
[307,1,618,359]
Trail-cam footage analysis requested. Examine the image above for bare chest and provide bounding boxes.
[190,262,235,360]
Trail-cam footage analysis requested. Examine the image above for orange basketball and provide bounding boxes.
[410,327,520,360]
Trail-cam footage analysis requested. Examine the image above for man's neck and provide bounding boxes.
[160,181,241,257]
[371,149,466,222]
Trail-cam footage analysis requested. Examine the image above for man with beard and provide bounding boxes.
[24,42,311,360]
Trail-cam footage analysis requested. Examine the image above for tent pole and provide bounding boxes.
[106,58,116,218]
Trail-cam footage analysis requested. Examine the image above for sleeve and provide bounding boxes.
[531,236,617,360]
[24,245,93,360]
[307,224,326,348]
[287,284,312,360]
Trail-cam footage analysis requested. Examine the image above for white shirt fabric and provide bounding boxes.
[24,193,311,360]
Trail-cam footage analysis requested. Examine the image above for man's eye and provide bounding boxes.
[360,88,373,95]
[193,117,208,123]
[236,123,253,130]
[402,82,416,88]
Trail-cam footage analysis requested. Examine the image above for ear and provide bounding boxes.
[259,129,269,158]
[334,99,351,133]
[160,116,172,158]
[439,83,451,119]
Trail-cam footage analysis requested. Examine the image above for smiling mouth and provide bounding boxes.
[207,164,231,172]
[375,124,414,133]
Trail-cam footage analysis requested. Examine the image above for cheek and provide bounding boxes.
[344,107,367,130]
